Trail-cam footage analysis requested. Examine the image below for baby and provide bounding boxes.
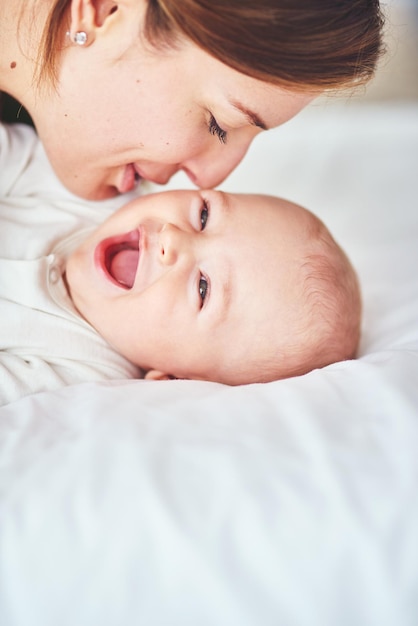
[0,123,360,404]
[66,188,361,385]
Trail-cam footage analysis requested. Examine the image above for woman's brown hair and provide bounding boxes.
[40,0,385,90]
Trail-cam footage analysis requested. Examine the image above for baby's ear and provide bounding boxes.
[144,370,175,381]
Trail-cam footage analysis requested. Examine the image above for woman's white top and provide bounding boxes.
[0,122,141,405]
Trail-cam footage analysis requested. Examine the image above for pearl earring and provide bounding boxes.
[73,31,88,46]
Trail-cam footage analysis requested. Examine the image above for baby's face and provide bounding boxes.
[66,189,312,384]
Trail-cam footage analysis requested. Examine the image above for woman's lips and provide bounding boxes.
[117,164,142,194]
[95,230,140,289]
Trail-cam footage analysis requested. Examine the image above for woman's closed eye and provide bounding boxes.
[208,114,227,144]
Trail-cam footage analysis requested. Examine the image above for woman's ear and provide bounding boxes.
[70,0,117,29]
[144,370,176,382]
[93,0,119,27]
[69,0,145,48]
[68,0,124,45]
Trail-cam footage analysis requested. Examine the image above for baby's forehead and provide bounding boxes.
[247,194,316,228]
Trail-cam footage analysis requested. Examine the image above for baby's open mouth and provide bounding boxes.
[104,230,140,289]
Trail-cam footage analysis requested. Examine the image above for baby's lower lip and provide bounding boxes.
[95,230,140,289]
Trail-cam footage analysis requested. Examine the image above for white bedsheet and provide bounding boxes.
[1,102,417,626]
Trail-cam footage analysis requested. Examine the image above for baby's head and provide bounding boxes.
[66,189,361,384]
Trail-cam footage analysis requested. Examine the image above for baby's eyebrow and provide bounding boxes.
[216,189,232,218]
[207,190,233,325]
[219,259,233,324]
[209,271,232,330]
[220,277,232,323]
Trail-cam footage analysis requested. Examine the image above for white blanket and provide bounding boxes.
[1,102,417,626]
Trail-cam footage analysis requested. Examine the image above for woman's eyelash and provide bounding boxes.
[208,115,227,144]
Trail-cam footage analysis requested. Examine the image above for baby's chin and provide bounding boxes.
[63,263,91,324]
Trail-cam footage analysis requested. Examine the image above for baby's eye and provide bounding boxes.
[200,201,209,231]
[208,114,227,144]
[199,275,209,307]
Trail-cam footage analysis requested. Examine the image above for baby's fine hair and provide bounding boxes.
[301,224,361,367]
[272,217,362,381]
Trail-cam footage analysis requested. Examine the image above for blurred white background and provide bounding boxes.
[350,0,418,103]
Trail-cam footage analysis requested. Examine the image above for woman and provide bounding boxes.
[0,0,384,200]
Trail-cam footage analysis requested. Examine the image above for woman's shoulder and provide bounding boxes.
[0,118,40,196]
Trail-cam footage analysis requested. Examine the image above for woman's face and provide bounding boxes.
[32,4,315,200]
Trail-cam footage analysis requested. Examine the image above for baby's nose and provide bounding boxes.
[159,224,188,265]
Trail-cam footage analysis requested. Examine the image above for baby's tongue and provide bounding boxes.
[110,249,138,289]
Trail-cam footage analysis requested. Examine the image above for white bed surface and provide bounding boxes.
[1,103,418,626]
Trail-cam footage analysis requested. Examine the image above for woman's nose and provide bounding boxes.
[158,224,189,265]
[143,164,180,186]
[181,134,254,188]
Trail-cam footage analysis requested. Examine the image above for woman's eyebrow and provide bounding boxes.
[228,99,268,130]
